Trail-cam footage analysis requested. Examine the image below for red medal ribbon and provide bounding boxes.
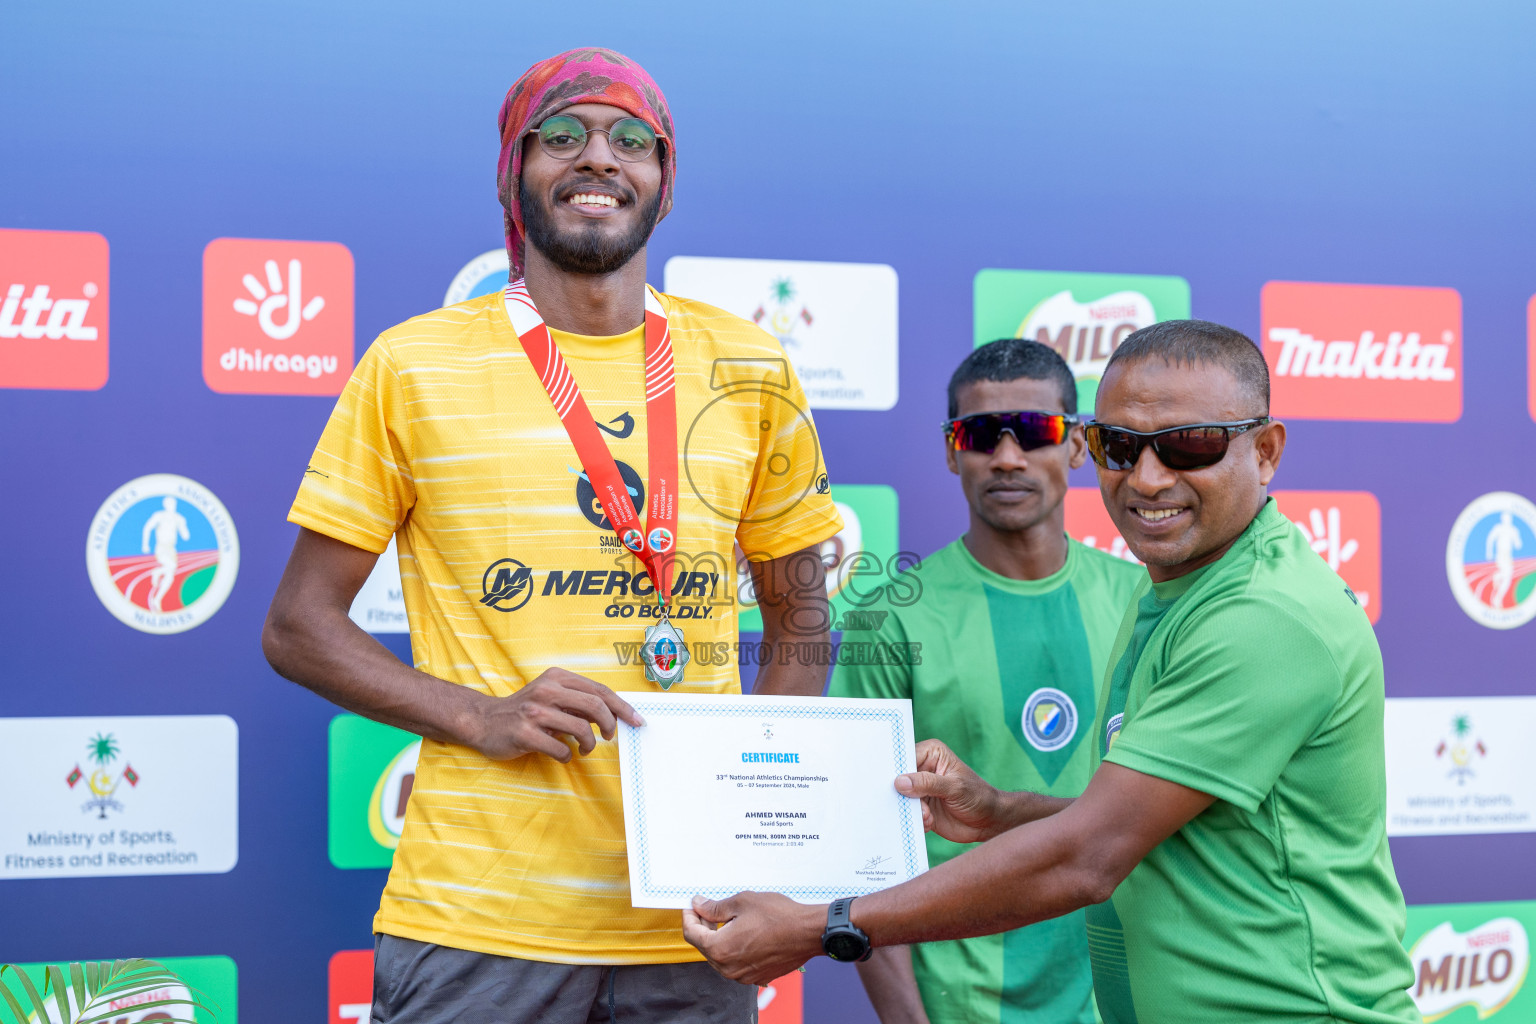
[505,279,679,605]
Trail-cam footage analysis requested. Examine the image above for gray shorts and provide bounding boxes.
[370,933,758,1024]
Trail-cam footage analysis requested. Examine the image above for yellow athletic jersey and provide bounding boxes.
[289,287,842,964]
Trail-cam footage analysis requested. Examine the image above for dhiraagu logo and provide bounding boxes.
[1405,900,1533,1022]
[973,269,1191,413]
[329,714,420,869]
[735,484,899,633]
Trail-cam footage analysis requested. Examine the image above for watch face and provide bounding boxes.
[825,929,867,962]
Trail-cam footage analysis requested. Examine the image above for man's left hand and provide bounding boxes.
[682,892,826,985]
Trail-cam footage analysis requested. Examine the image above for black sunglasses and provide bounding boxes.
[1084,418,1271,471]
[944,411,1079,453]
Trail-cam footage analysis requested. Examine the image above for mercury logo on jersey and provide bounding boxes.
[1261,281,1462,422]
[480,559,534,612]
[0,227,109,390]
[476,559,723,616]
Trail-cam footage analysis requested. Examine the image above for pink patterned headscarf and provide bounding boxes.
[497,48,676,277]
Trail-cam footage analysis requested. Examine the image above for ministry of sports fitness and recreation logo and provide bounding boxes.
[1022,687,1078,752]
[1446,492,1536,629]
[480,558,534,612]
[445,248,511,306]
[752,277,814,347]
[66,732,141,819]
[203,237,355,395]
[973,269,1191,413]
[1261,280,1462,422]
[0,226,110,390]
[1434,713,1488,785]
[86,474,240,634]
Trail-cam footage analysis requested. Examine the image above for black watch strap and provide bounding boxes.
[827,896,855,930]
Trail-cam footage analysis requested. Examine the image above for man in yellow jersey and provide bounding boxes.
[262,47,842,1024]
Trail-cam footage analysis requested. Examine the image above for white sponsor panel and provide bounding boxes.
[664,255,898,411]
[1019,289,1156,384]
[349,535,408,634]
[1385,697,1536,836]
[0,715,238,878]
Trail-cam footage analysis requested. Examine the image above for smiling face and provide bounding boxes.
[947,377,1086,540]
[518,102,665,276]
[1093,357,1286,582]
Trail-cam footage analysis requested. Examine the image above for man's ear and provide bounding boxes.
[1067,424,1087,470]
[945,439,960,476]
[1255,420,1287,486]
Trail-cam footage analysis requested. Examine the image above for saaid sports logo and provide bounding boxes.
[0,226,109,390]
[1261,280,1462,422]
[1022,687,1078,752]
[86,474,240,634]
[1408,916,1529,1022]
[1446,492,1536,629]
[573,461,645,531]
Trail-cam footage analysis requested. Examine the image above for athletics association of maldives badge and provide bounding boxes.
[641,617,689,690]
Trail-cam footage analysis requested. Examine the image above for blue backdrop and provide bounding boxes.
[3,2,1534,1021]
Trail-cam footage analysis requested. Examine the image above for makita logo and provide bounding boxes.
[0,284,99,340]
[1261,281,1462,423]
[1268,327,1456,381]
[0,227,110,390]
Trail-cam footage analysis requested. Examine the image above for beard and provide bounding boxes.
[520,180,663,275]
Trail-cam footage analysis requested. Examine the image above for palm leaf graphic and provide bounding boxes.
[85,734,118,767]
[0,959,213,1024]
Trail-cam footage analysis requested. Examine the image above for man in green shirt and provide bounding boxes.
[684,320,1420,1024]
[829,337,1143,1024]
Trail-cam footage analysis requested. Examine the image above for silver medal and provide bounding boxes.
[640,615,689,689]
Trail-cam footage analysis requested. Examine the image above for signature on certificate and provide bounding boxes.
[863,854,891,871]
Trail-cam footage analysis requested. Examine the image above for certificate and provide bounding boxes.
[617,693,929,909]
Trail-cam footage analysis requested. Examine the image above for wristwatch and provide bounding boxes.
[821,896,872,962]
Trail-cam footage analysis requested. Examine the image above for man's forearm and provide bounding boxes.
[264,602,485,747]
[851,800,1112,948]
[982,790,1075,838]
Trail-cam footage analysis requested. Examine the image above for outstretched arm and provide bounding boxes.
[263,527,641,761]
[682,760,1214,984]
[855,945,931,1024]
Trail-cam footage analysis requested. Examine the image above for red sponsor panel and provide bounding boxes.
[203,237,354,395]
[758,969,803,1024]
[1261,281,1461,422]
[329,949,373,1024]
[1269,491,1381,623]
[1064,487,1142,565]
[327,948,801,1023]
[0,227,109,390]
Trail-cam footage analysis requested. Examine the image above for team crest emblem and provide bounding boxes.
[1445,491,1536,629]
[648,527,675,553]
[621,528,645,552]
[85,474,240,634]
[1104,712,1124,753]
[1022,688,1078,752]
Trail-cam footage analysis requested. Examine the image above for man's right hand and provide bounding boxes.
[471,667,645,762]
[894,739,1005,844]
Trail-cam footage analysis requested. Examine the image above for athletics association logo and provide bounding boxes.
[86,474,240,634]
[1261,280,1462,422]
[1408,916,1529,1022]
[0,226,110,390]
[480,558,534,612]
[1022,687,1078,752]
[203,237,355,395]
[621,528,645,553]
[648,527,674,553]
[1446,492,1536,629]
[66,732,141,819]
[445,248,510,306]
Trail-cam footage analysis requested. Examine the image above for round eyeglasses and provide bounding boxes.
[526,113,659,163]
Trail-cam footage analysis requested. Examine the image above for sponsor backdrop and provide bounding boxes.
[3,3,1534,1022]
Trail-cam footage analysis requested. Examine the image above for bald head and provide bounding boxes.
[1104,320,1270,416]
